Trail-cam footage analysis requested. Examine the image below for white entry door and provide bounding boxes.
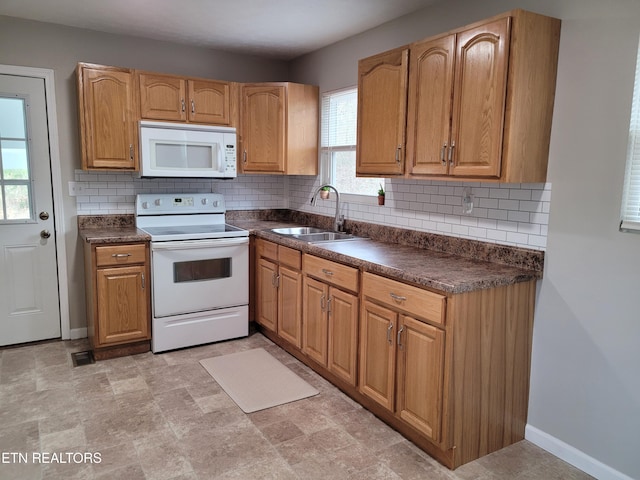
[0,74,60,346]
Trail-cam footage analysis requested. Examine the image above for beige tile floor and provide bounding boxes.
[0,332,594,480]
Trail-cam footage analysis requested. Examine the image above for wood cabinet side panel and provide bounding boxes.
[448,280,536,468]
[501,11,561,183]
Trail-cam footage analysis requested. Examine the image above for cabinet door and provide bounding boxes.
[241,85,285,173]
[396,315,445,443]
[450,18,510,178]
[139,73,187,122]
[80,67,137,170]
[96,265,149,345]
[356,48,408,176]
[359,300,397,411]
[327,287,358,386]
[256,258,278,332]
[278,265,302,348]
[406,35,456,176]
[302,276,328,366]
[188,79,231,125]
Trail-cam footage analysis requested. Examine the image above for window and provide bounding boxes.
[0,96,33,222]
[321,87,383,197]
[621,38,640,232]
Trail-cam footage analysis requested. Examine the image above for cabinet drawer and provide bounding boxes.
[303,255,359,293]
[256,239,278,261]
[362,272,445,325]
[96,244,146,267]
[279,245,301,270]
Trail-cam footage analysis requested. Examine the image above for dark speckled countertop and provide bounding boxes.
[227,214,543,295]
[77,211,543,294]
[78,215,150,244]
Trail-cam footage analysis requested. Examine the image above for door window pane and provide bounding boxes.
[5,184,30,220]
[2,140,29,179]
[0,98,26,138]
[0,95,33,222]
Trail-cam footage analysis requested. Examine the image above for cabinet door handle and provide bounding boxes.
[141,273,146,289]
[397,325,405,349]
[395,145,402,163]
[321,269,334,276]
[320,294,326,311]
[243,151,247,163]
[387,322,394,345]
[440,143,447,165]
[448,141,456,166]
[111,253,131,258]
[389,292,407,303]
[181,98,186,112]
[191,99,195,114]
[129,144,134,161]
[327,296,332,315]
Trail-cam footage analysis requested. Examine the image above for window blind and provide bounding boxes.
[321,88,357,149]
[621,38,640,232]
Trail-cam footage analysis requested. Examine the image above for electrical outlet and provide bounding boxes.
[68,182,83,196]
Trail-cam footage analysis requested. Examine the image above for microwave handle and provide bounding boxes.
[217,143,225,173]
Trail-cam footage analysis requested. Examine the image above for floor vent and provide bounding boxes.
[71,350,95,367]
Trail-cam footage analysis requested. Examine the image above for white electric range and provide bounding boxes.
[135,193,249,353]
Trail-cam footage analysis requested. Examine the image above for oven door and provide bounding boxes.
[151,237,248,318]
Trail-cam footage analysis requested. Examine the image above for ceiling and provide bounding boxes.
[0,0,440,60]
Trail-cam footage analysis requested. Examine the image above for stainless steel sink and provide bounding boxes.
[270,226,325,235]
[269,227,365,243]
[292,232,359,243]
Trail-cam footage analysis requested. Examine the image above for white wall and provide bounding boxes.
[291,1,640,478]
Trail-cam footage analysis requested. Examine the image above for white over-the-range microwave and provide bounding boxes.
[139,120,237,178]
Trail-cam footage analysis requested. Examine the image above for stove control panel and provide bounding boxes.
[136,193,226,216]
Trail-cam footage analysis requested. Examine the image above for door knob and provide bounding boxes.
[40,230,51,239]
[39,211,49,220]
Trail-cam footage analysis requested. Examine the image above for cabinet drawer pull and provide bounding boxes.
[387,322,393,344]
[389,292,407,302]
[397,325,405,349]
[111,253,132,258]
[321,269,334,276]
[440,143,447,165]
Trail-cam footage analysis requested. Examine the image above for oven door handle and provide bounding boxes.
[151,237,249,250]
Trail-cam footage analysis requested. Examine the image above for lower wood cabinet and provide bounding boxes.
[255,239,303,347]
[302,254,359,386]
[253,237,537,470]
[84,242,151,359]
[359,274,446,443]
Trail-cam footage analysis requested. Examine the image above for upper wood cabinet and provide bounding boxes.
[360,9,561,183]
[77,63,138,170]
[356,48,409,176]
[240,82,319,175]
[138,72,236,126]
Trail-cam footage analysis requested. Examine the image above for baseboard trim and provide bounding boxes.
[525,425,634,480]
[68,328,87,340]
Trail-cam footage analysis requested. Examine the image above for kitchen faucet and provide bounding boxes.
[311,184,344,232]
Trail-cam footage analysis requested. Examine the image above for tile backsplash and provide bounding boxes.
[73,170,550,250]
